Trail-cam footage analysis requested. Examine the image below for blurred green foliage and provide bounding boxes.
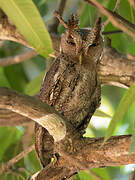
[0,0,53,57]
[0,0,135,179]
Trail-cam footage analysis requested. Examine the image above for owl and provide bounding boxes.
[35,12,104,167]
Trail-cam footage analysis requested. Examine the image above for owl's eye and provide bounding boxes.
[67,40,76,46]
[67,35,76,46]
[89,43,97,47]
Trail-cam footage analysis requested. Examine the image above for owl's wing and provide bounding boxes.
[35,54,69,167]
[39,54,68,106]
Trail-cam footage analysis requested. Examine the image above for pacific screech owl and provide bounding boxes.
[35,12,104,167]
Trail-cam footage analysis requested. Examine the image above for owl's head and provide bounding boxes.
[54,11,104,64]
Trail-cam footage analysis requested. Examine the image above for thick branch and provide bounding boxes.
[0,87,66,142]
[73,135,134,168]
[0,109,31,126]
[34,135,134,180]
[99,46,135,88]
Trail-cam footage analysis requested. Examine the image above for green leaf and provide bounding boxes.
[104,82,135,142]
[4,64,28,92]
[0,68,10,87]
[128,40,135,55]
[0,127,22,161]
[94,109,112,118]
[91,168,110,180]
[119,0,135,22]
[74,168,110,180]
[80,4,96,27]
[24,71,45,95]
[0,0,53,57]
[24,150,41,173]
[74,171,95,180]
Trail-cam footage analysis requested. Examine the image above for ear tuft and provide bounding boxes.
[54,11,79,31]
[67,14,79,30]
[91,17,102,39]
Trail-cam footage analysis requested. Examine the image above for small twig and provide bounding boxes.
[102,30,123,35]
[5,168,26,180]
[0,49,37,67]
[0,145,35,175]
[113,0,121,12]
[54,11,68,29]
[48,0,67,33]
[129,0,135,10]
[84,0,135,31]
[104,0,121,27]
[109,11,135,30]
[84,0,135,38]
[89,0,135,32]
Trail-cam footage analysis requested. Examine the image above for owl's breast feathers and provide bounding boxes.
[40,53,101,130]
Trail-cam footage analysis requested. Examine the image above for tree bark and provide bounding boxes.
[33,135,134,180]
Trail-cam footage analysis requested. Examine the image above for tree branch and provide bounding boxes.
[129,0,135,10]
[0,49,37,66]
[0,87,66,142]
[48,0,67,33]
[85,0,135,30]
[104,0,121,26]
[0,145,35,175]
[0,108,32,126]
[33,135,135,180]
[84,0,135,38]
[99,45,135,88]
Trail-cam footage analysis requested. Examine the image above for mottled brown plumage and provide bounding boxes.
[35,12,104,167]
